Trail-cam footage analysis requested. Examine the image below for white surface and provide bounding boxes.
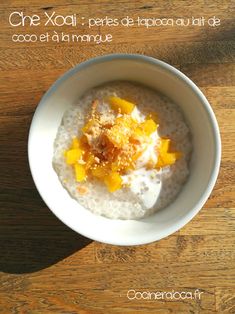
[28,54,221,245]
[122,168,162,209]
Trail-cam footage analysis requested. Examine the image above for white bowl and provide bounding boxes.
[28,54,221,246]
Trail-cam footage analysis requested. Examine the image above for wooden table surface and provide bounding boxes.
[0,1,234,313]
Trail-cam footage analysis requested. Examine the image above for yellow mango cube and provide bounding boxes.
[156,138,182,168]
[140,119,158,135]
[65,148,83,165]
[106,125,129,148]
[104,172,122,192]
[156,152,182,168]
[82,119,98,133]
[156,153,175,168]
[84,151,96,170]
[111,160,120,172]
[109,96,135,114]
[159,138,170,153]
[132,126,144,138]
[115,115,137,127]
[111,155,133,173]
[106,115,137,148]
[91,164,109,179]
[74,163,86,182]
[72,137,80,149]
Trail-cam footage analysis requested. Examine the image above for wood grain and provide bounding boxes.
[0,0,234,313]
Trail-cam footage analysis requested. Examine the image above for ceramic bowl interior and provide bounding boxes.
[28,54,221,245]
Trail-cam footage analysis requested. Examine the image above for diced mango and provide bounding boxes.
[111,146,137,173]
[156,138,182,168]
[65,148,83,165]
[160,138,170,153]
[115,115,137,127]
[106,125,129,148]
[156,153,175,168]
[104,172,122,192]
[132,150,142,161]
[74,163,86,182]
[72,137,80,149]
[106,115,137,148]
[111,161,120,172]
[109,96,135,114]
[82,119,98,133]
[91,163,109,179]
[84,151,96,170]
[111,156,128,172]
[129,127,145,145]
[132,126,144,137]
[140,119,158,135]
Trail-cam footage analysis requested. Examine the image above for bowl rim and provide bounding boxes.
[28,54,221,245]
